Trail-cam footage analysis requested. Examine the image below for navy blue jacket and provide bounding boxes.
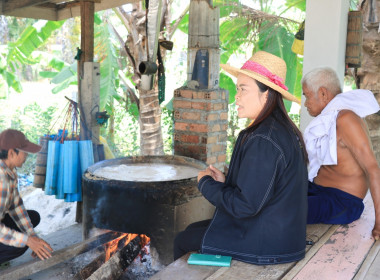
[198,109,308,265]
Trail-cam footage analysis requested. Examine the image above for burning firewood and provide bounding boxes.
[86,235,143,280]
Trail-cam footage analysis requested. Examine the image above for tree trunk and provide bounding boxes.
[139,88,164,155]
[359,0,380,162]
[116,2,168,156]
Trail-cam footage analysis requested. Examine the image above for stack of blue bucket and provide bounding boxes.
[44,131,94,202]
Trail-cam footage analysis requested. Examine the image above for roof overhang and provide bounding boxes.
[0,0,139,21]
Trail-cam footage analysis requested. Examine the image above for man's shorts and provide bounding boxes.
[307,181,364,224]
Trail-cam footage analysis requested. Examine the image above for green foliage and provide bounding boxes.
[108,101,140,157]
[176,14,189,34]
[95,22,120,110]
[256,21,300,111]
[161,107,174,154]
[284,0,306,12]
[41,14,121,111]
[219,17,249,64]
[0,103,57,174]
[0,19,65,92]
[220,73,236,103]
[7,21,65,71]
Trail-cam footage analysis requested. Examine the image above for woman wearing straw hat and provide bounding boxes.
[174,51,308,264]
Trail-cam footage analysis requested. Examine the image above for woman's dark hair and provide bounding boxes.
[0,149,19,160]
[241,80,308,164]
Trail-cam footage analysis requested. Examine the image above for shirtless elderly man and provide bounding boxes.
[302,67,380,239]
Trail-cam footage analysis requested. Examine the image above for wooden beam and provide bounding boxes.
[2,6,58,21]
[57,0,139,20]
[1,0,138,20]
[0,231,124,280]
[1,0,51,13]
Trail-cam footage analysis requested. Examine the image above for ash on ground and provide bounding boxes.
[119,244,165,280]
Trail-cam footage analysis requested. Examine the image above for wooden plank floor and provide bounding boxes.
[151,193,379,280]
[151,224,332,280]
[291,193,375,280]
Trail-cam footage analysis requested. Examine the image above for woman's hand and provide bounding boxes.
[197,165,226,183]
[198,167,213,182]
[209,165,225,183]
[27,236,53,260]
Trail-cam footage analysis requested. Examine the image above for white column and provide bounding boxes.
[300,0,350,131]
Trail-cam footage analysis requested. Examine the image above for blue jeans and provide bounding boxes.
[308,181,364,224]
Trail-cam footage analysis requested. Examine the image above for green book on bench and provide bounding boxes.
[187,253,232,267]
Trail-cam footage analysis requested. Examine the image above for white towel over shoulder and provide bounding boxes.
[304,89,380,181]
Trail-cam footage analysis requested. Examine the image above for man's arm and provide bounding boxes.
[337,110,380,239]
[8,188,53,259]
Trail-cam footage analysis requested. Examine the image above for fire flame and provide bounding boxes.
[104,233,150,262]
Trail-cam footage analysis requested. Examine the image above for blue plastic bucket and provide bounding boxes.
[63,140,79,194]
[55,143,65,199]
[44,141,61,195]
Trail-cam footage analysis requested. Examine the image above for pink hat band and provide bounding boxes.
[241,60,288,91]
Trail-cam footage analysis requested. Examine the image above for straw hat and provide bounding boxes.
[221,51,301,104]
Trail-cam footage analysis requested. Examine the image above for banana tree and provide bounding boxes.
[0,20,65,95]
[201,0,304,111]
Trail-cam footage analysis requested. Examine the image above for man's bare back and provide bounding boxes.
[314,110,370,199]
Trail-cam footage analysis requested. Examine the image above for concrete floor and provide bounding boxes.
[5,223,90,280]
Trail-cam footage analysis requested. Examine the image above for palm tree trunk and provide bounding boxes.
[139,88,164,155]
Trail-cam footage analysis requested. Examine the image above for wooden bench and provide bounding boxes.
[151,194,379,280]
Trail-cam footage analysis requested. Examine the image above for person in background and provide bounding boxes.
[174,51,309,264]
[0,129,53,265]
[302,67,380,239]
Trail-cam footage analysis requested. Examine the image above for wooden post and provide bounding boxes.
[79,0,95,141]
[77,0,98,224]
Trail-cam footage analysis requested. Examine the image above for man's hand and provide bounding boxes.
[26,236,53,260]
[372,223,380,241]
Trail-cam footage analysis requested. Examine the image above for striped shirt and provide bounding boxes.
[0,160,36,247]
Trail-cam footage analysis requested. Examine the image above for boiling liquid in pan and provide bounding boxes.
[93,163,202,181]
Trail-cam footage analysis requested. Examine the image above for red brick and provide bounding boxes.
[189,123,208,133]
[187,145,207,155]
[191,101,211,110]
[213,103,223,110]
[206,114,218,121]
[217,154,227,162]
[175,122,189,131]
[206,156,217,165]
[181,135,199,144]
[206,136,217,144]
[211,145,223,153]
[194,92,205,99]
[220,112,228,120]
[180,90,193,99]
[211,124,221,132]
[173,100,192,109]
[209,92,219,100]
[182,112,201,121]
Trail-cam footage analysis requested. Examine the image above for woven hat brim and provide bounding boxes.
[221,64,301,105]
